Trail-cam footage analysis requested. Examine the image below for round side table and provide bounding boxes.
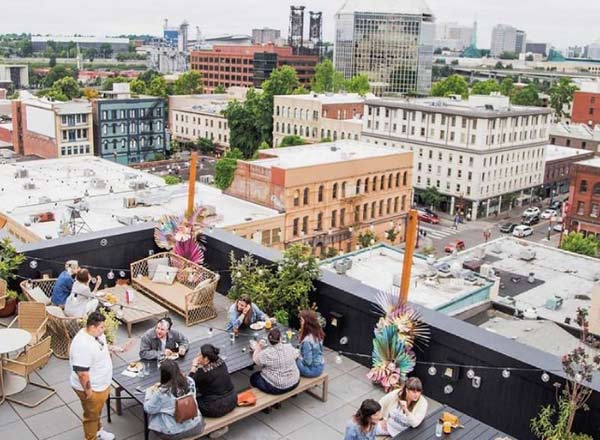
[0,328,32,405]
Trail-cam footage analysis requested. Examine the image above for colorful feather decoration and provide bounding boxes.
[154,205,210,263]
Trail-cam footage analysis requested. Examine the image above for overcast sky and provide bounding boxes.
[3,0,599,50]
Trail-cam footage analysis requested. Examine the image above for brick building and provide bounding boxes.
[225,141,413,255]
[550,122,600,153]
[190,44,318,92]
[571,81,600,127]
[543,145,594,198]
[273,93,365,146]
[565,157,600,239]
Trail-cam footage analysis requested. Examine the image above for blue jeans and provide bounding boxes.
[296,359,324,378]
[250,372,298,395]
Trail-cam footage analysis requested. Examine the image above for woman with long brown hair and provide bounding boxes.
[375,377,427,437]
[344,399,382,440]
[226,294,269,333]
[296,310,325,377]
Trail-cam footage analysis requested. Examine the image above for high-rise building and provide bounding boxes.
[588,39,600,60]
[252,28,282,45]
[525,42,549,56]
[334,0,435,96]
[434,22,474,51]
[362,95,551,219]
[490,24,525,56]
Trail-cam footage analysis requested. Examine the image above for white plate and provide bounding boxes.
[250,322,265,330]
[166,353,180,360]
[127,362,143,373]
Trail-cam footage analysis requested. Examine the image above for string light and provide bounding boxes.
[29,260,38,269]
[466,368,475,379]
[119,271,126,278]
[502,369,511,379]
[541,372,550,383]
[428,365,437,376]
[107,270,115,280]
[444,384,454,394]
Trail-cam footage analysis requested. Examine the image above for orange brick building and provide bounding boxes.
[571,82,600,127]
[190,44,318,92]
[565,157,600,239]
[225,141,413,255]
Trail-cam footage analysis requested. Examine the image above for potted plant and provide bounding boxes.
[0,238,26,317]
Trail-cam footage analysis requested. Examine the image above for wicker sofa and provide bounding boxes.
[130,252,219,326]
[20,279,81,359]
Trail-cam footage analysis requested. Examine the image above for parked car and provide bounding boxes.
[553,223,564,232]
[417,209,440,224]
[522,214,540,226]
[499,223,517,233]
[444,239,465,253]
[420,207,439,219]
[513,225,533,237]
[550,200,562,211]
[541,209,557,219]
[522,207,541,217]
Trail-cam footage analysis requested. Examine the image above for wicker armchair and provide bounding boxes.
[8,302,48,344]
[131,252,219,326]
[0,279,7,327]
[2,336,56,407]
[20,279,81,359]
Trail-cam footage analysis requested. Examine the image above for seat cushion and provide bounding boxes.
[147,257,169,278]
[134,277,190,311]
[29,287,51,305]
[47,306,66,318]
[152,264,177,285]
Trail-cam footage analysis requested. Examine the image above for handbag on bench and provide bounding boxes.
[175,394,198,423]
[237,389,257,407]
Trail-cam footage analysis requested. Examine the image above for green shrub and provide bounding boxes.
[163,175,182,185]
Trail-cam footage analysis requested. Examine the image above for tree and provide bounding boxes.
[99,43,113,59]
[214,84,226,94]
[49,55,57,68]
[430,74,469,98]
[471,79,500,95]
[525,54,534,61]
[292,86,309,95]
[345,74,370,95]
[42,76,81,101]
[549,77,578,119]
[43,64,77,87]
[560,232,598,257]
[494,61,505,69]
[500,77,514,97]
[358,230,377,248]
[138,70,160,84]
[173,71,203,95]
[279,135,305,147]
[84,47,97,62]
[511,83,540,106]
[224,93,264,159]
[499,51,517,60]
[82,87,99,100]
[311,59,345,93]
[214,148,243,190]
[129,78,147,95]
[147,76,167,97]
[195,137,215,154]
[433,48,442,55]
[101,76,129,91]
[420,186,443,209]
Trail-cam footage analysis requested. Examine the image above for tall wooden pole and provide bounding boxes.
[187,152,198,217]
[399,209,418,307]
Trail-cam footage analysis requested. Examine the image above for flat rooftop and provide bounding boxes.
[254,140,409,170]
[31,35,129,44]
[279,92,367,105]
[456,237,600,329]
[576,157,600,168]
[321,244,493,312]
[545,144,591,162]
[0,157,281,240]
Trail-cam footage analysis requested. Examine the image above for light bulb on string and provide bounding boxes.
[119,271,126,278]
[29,260,38,269]
[444,384,454,394]
[502,369,511,379]
[107,270,115,280]
[541,372,550,383]
[466,368,475,379]
[428,365,437,376]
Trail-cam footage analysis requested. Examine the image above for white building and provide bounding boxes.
[272,93,365,146]
[490,25,525,56]
[434,22,474,52]
[587,39,600,61]
[0,65,29,89]
[362,94,552,219]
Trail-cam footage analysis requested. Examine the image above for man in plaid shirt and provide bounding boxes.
[251,328,300,394]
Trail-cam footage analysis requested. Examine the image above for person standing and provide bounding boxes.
[70,312,117,440]
[51,260,79,306]
[139,318,189,360]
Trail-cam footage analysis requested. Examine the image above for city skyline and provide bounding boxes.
[2,0,600,50]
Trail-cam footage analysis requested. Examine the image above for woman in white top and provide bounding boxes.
[65,269,102,318]
[376,377,427,437]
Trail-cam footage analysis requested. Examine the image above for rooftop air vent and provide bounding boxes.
[129,181,148,190]
[23,182,36,190]
[519,249,536,261]
[333,258,353,275]
[15,168,28,178]
[90,178,107,189]
[83,169,96,177]
[330,146,338,152]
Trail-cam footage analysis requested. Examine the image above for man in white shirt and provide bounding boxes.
[70,312,117,440]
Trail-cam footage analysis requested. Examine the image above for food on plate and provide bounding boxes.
[104,293,118,305]
[127,361,143,371]
[250,321,265,330]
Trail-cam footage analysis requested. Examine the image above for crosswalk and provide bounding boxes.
[419,224,459,241]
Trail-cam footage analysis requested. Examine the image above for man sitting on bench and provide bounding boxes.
[139,318,189,360]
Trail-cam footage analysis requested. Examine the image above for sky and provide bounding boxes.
[2,0,600,50]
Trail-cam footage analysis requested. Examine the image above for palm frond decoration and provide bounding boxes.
[154,215,182,249]
[174,238,205,264]
[367,325,416,391]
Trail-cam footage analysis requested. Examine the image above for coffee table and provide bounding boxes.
[102,286,168,337]
[0,328,32,405]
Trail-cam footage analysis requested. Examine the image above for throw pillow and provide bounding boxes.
[152,264,177,285]
[147,257,169,278]
[29,286,51,305]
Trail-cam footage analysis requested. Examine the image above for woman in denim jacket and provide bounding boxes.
[144,360,204,440]
[296,310,325,377]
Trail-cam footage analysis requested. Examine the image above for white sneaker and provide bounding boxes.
[97,428,115,440]
[209,426,229,438]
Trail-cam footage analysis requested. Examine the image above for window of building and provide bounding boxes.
[303,188,309,205]
[372,177,377,192]
[363,203,368,220]
[591,203,600,218]
[318,185,324,202]
[292,218,299,236]
[394,197,399,213]
[580,180,588,193]
[354,206,360,223]
[293,190,300,207]
[577,201,585,215]
[593,183,600,196]
[302,216,308,234]
[331,210,337,228]
[401,195,406,211]
[340,208,345,226]
[388,174,393,189]
[364,178,369,193]
[371,202,376,219]
[386,198,391,214]
[356,179,362,195]
[379,200,384,216]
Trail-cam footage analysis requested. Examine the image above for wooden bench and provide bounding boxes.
[193,374,328,438]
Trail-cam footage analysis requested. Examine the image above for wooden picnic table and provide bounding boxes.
[392,404,514,440]
[108,324,297,440]
[102,285,169,337]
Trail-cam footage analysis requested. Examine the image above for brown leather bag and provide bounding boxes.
[174,394,198,423]
[237,389,257,407]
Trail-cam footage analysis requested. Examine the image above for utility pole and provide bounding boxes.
[399,209,418,307]
[187,152,198,217]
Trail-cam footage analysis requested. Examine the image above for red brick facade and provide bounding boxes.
[565,161,600,238]
[571,91,600,127]
[322,103,365,120]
